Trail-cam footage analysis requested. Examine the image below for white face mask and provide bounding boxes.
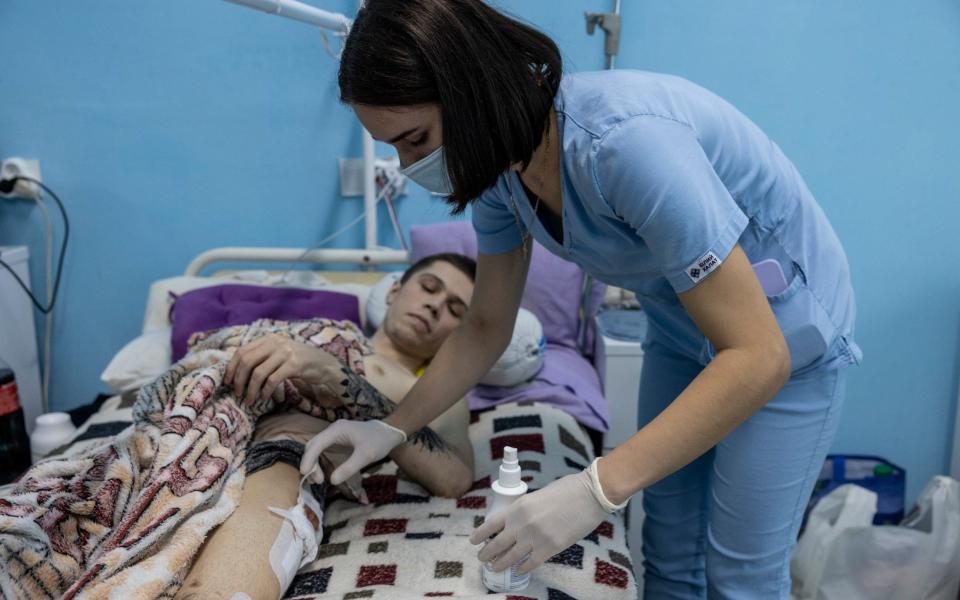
[400,145,454,195]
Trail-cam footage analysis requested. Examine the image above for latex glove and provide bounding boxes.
[470,458,627,575]
[299,419,407,485]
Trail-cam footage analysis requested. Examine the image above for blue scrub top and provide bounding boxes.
[473,70,861,372]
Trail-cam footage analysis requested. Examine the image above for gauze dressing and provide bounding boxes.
[267,467,324,592]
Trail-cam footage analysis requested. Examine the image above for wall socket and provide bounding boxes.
[0,157,43,200]
[338,156,406,198]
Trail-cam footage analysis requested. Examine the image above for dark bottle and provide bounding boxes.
[0,364,32,485]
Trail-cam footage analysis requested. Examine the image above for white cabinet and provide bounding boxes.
[597,334,643,451]
[594,313,646,592]
[0,246,43,434]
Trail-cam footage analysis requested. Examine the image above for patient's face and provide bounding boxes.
[382,260,474,360]
[353,103,442,169]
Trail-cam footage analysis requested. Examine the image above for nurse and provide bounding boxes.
[300,1,861,597]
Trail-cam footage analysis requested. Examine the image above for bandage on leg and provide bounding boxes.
[267,468,324,593]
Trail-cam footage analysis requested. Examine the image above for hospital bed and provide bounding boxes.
[3,222,641,599]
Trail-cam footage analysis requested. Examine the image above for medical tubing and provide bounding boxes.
[279,169,403,282]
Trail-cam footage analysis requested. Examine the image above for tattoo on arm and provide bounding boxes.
[408,427,449,452]
[336,367,397,420]
[302,366,450,454]
[296,366,393,421]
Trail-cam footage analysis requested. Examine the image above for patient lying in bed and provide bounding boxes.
[0,254,476,600]
[177,253,477,600]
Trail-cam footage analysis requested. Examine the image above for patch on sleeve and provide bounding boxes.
[685,251,722,284]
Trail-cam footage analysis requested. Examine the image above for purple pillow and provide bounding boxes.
[468,343,609,431]
[170,284,361,361]
[409,221,605,351]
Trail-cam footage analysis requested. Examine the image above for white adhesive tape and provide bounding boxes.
[268,519,301,591]
[267,467,325,589]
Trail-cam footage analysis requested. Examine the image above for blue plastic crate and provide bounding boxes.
[805,454,906,526]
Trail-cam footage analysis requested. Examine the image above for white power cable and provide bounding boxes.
[30,192,53,413]
[376,168,409,251]
[279,170,404,283]
[319,28,347,60]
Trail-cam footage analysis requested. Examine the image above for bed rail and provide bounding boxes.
[184,247,410,276]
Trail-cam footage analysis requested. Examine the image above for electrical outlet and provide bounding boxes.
[338,156,406,197]
[0,157,42,200]
[374,156,402,182]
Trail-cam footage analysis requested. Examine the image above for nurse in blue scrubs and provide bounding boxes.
[300,1,861,597]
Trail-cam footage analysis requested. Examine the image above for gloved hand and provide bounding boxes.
[299,419,407,485]
[470,458,627,575]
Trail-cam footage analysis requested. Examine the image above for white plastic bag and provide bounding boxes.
[791,476,960,600]
[791,483,878,599]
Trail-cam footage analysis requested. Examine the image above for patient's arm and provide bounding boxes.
[332,362,474,498]
[230,330,474,497]
[391,397,474,498]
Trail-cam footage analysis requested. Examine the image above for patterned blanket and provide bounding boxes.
[0,319,373,599]
[291,401,638,599]
[0,320,638,599]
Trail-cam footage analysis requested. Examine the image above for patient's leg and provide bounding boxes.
[176,461,300,600]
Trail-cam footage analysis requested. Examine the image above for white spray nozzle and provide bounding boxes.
[498,446,522,488]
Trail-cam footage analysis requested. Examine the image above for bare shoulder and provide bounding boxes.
[361,353,417,404]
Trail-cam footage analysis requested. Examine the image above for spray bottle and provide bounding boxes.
[481,446,531,592]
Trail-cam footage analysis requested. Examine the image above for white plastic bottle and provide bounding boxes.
[30,412,76,464]
[481,446,531,592]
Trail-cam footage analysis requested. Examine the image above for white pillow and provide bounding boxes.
[480,308,546,387]
[364,272,403,334]
[100,327,173,392]
[365,275,545,387]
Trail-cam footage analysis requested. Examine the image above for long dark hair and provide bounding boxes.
[339,0,562,213]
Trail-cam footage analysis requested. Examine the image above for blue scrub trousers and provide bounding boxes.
[638,338,848,599]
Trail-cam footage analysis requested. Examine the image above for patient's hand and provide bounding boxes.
[224,334,346,407]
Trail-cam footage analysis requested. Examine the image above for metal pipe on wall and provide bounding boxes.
[222,0,350,32]
[585,1,622,70]
[362,129,377,250]
[609,0,621,69]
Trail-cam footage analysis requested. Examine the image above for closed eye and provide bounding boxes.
[408,133,428,147]
[447,301,466,319]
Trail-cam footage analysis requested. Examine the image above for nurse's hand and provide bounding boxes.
[299,419,407,484]
[470,458,626,575]
[224,333,342,406]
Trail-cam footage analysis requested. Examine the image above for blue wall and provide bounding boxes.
[2,1,958,503]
